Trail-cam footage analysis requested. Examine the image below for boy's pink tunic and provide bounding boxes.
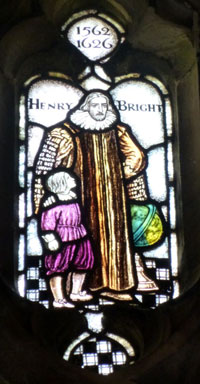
[41,203,94,275]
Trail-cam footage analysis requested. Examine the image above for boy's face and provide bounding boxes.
[65,175,76,191]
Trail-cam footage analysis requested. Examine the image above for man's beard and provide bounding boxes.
[91,112,106,121]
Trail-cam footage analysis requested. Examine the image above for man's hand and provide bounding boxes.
[123,159,136,177]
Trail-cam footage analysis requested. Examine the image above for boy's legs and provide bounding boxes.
[50,275,74,308]
[50,276,65,301]
[70,272,93,301]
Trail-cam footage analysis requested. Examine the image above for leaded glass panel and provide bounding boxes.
[16,8,181,375]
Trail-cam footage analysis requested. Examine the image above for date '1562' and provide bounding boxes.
[76,26,111,36]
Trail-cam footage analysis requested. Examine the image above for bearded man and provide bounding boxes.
[34,91,146,294]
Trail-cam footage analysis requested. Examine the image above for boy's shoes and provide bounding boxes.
[70,291,93,301]
[53,299,75,308]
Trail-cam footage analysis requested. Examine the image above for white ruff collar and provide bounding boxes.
[70,109,117,131]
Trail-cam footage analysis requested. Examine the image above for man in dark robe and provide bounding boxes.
[34,91,146,293]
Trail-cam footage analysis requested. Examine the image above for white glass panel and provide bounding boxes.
[99,298,114,305]
[26,290,39,301]
[96,340,112,353]
[167,142,174,181]
[67,17,119,61]
[19,194,25,228]
[112,351,126,365]
[39,301,49,309]
[28,80,83,127]
[111,81,164,148]
[169,187,176,229]
[156,295,169,305]
[99,298,114,306]
[27,172,33,217]
[39,279,47,291]
[171,233,178,276]
[18,274,25,297]
[98,365,113,375]
[27,267,39,280]
[18,235,25,271]
[85,304,100,311]
[19,96,26,140]
[172,280,180,298]
[27,219,43,256]
[146,147,167,202]
[81,76,110,90]
[143,238,169,259]
[145,76,168,95]
[83,353,98,366]
[85,312,104,333]
[161,205,168,221]
[94,65,112,82]
[28,126,44,167]
[165,98,173,136]
[19,145,25,188]
[156,268,170,280]
[145,260,156,268]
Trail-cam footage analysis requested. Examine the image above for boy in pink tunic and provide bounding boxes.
[40,170,94,308]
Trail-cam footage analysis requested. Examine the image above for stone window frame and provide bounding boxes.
[0,1,199,381]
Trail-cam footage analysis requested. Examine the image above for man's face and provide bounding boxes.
[88,96,108,121]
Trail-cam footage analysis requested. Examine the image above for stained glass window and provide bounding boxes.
[16,9,180,374]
